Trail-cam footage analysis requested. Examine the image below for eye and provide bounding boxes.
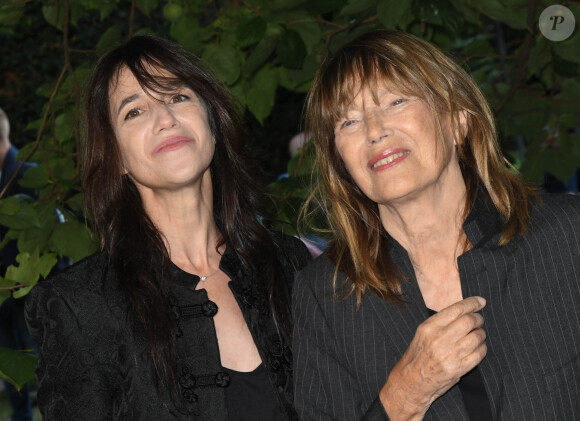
[391,98,405,106]
[169,94,189,104]
[124,108,142,120]
[340,119,358,130]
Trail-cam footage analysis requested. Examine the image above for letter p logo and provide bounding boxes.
[540,5,576,41]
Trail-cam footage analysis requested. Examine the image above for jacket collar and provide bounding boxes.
[462,188,505,249]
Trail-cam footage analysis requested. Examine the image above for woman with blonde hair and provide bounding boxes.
[293,29,580,420]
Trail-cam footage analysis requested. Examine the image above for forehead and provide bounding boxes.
[109,64,172,96]
[108,65,185,114]
[333,74,417,115]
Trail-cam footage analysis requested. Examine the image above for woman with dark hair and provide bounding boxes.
[293,30,580,420]
[25,34,310,420]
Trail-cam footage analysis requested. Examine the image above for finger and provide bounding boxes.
[435,296,486,324]
[459,339,487,375]
[446,311,485,339]
[455,326,487,359]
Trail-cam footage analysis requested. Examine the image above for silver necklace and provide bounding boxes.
[199,268,220,282]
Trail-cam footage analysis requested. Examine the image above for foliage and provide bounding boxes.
[0,0,579,388]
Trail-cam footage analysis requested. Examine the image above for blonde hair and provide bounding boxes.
[304,30,536,304]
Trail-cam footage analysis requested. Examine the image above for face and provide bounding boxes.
[109,66,215,194]
[333,83,465,209]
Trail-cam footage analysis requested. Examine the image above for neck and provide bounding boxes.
[138,170,223,275]
[379,169,468,267]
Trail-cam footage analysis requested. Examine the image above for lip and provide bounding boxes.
[153,136,194,154]
[368,148,410,171]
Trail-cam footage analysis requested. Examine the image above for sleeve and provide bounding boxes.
[292,268,390,421]
[25,280,116,420]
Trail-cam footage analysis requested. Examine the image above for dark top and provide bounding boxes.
[427,308,492,421]
[26,234,311,420]
[223,363,284,421]
[293,191,580,420]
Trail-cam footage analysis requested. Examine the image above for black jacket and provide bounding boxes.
[26,234,310,420]
[293,192,580,420]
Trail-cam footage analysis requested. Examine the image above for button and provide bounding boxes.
[215,372,231,387]
[202,300,218,317]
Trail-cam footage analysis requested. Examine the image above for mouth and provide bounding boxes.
[368,149,410,170]
[153,136,194,154]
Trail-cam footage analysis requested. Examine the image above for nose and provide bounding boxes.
[153,103,179,133]
[365,110,390,145]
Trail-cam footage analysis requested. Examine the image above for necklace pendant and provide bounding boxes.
[200,276,207,281]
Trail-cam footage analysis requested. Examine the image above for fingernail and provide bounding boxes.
[477,296,486,306]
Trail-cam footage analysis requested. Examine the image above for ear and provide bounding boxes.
[454,110,468,146]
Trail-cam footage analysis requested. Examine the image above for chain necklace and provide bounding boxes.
[199,268,220,282]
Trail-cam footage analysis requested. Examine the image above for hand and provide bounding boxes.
[380,296,487,420]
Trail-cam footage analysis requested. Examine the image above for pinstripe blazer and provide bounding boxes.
[293,192,580,420]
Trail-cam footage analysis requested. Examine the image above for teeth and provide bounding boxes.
[371,152,408,169]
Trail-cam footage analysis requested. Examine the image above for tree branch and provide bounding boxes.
[494,0,540,115]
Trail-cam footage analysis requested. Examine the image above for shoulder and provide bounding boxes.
[507,193,580,252]
[528,193,580,233]
[26,251,121,315]
[294,254,341,297]
[535,192,580,214]
[271,232,312,271]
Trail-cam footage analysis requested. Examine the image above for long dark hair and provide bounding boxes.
[305,29,536,305]
[83,34,284,395]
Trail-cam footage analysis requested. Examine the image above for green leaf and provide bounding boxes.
[5,249,57,295]
[243,34,279,77]
[0,198,40,230]
[276,29,307,69]
[526,35,550,78]
[459,0,528,29]
[0,347,36,390]
[136,0,159,15]
[261,0,306,12]
[292,21,321,54]
[377,0,412,28]
[305,0,347,14]
[552,17,580,64]
[247,65,278,123]
[203,43,241,85]
[17,218,58,256]
[520,132,580,183]
[49,219,97,263]
[42,1,66,32]
[228,80,248,108]
[65,193,84,212]
[45,157,76,182]
[279,53,318,91]
[54,111,75,144]
[287,136,315,176]
[170,15,203,53]
[236,15,267,48]
[18,165,49,190]
[96,26,122,53]
[341,0,378,16]
[0,3,26,26]
[0,290,10,307]
[555,79,580,101]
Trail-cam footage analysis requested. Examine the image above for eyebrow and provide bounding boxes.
[116,93,140,117]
